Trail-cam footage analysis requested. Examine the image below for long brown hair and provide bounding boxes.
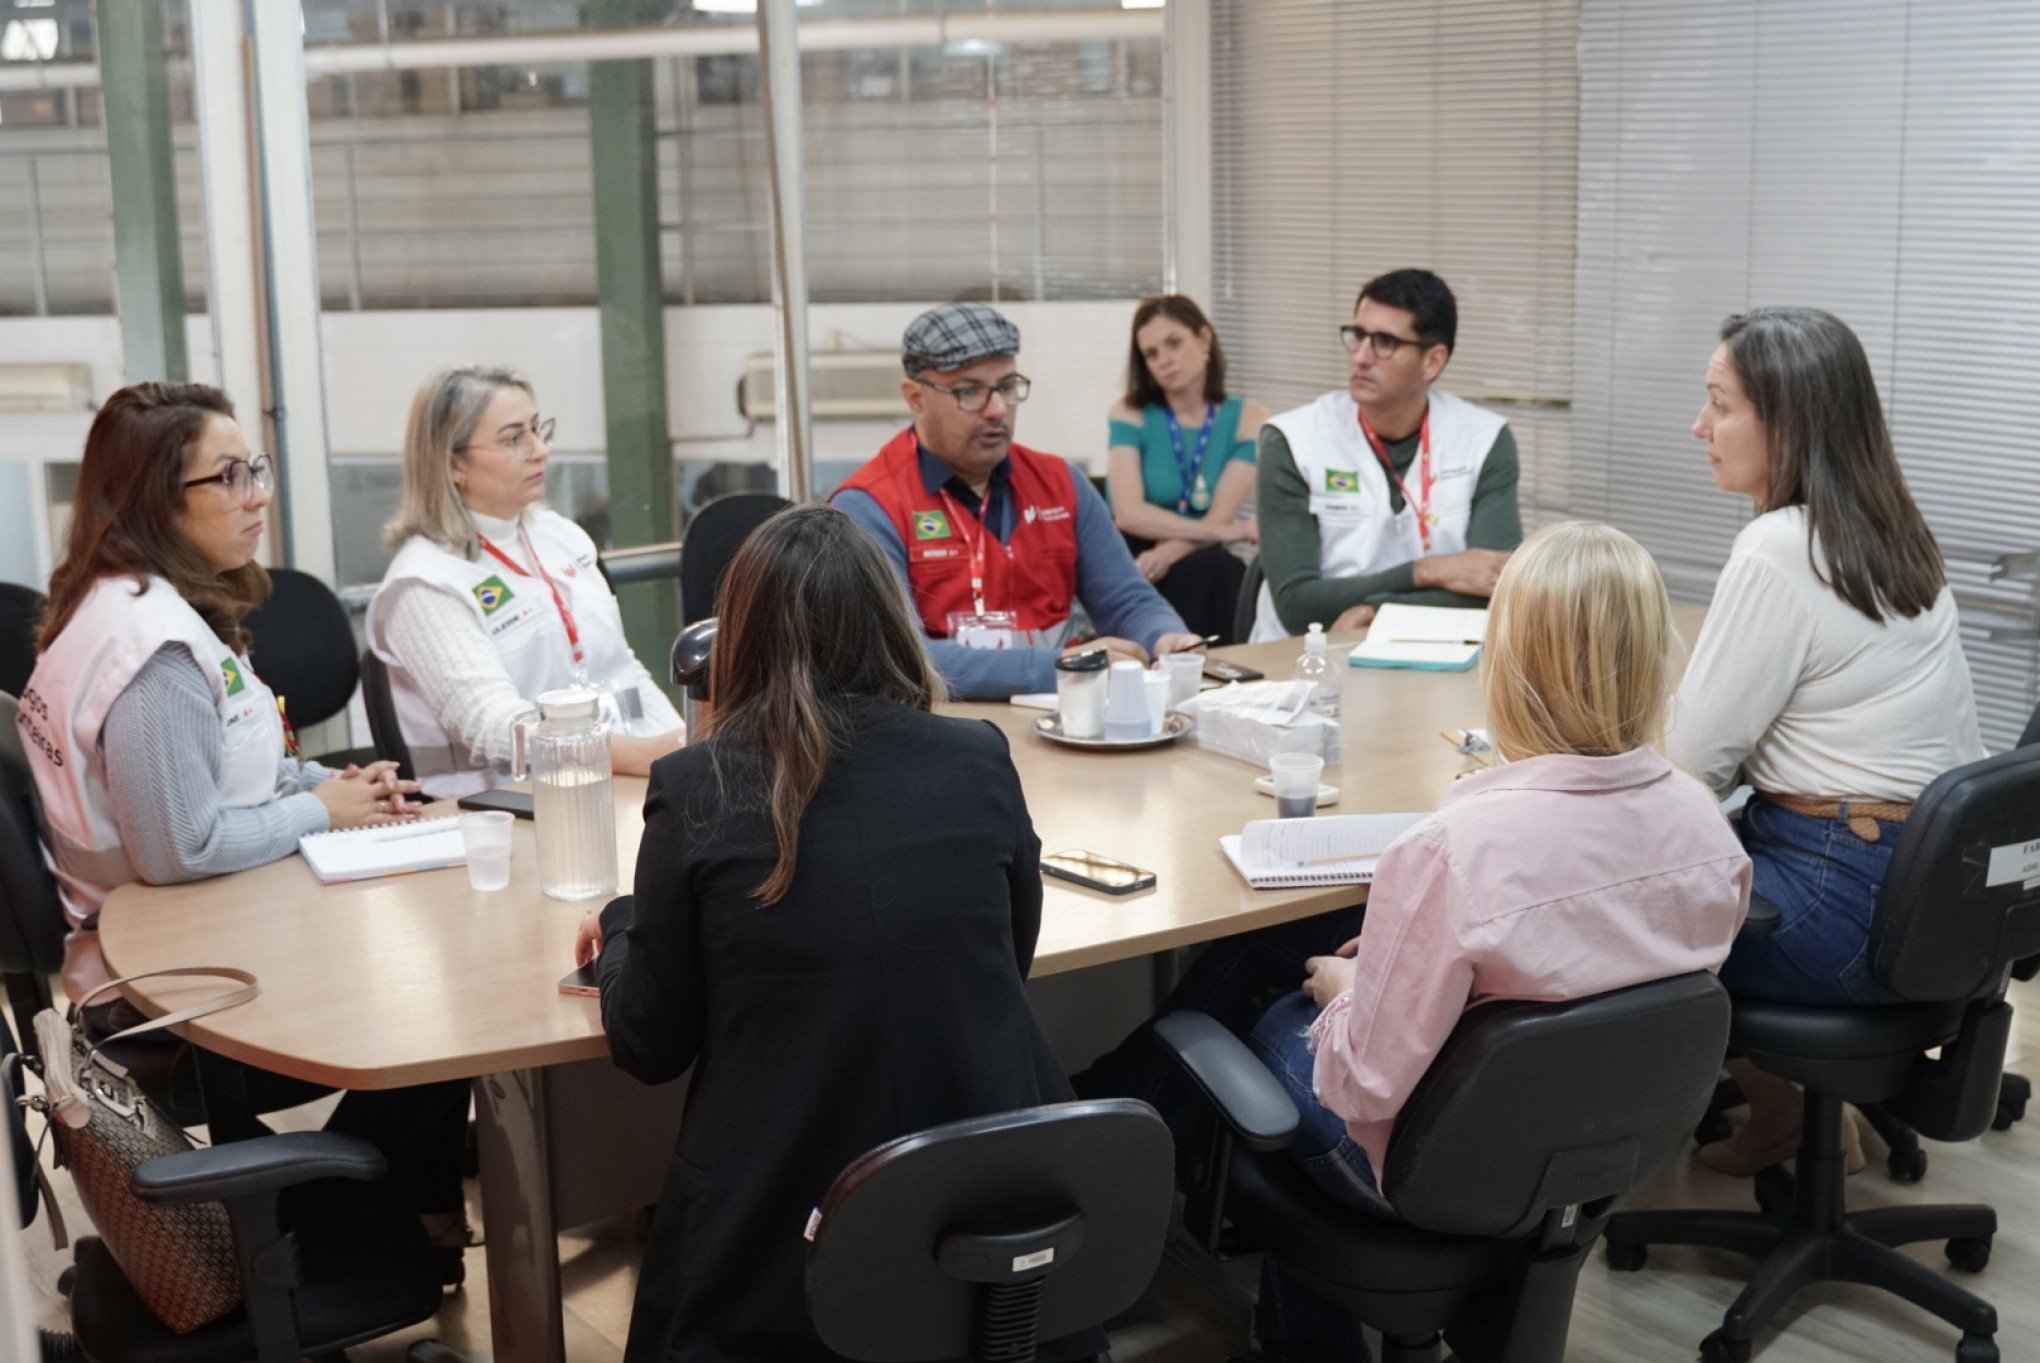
[39,382,270,653]
[706,502,942,903]
[1124,294,1228,409]
[1719,308,1944,622]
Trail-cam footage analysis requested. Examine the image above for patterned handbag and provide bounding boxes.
[25,967,260,1334]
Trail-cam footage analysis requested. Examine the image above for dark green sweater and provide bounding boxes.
[1256,419,1522,634]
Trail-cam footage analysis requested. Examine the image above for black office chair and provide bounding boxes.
[680,493,790,626]
[0,582,44,700]
[1604,745,2040,1363]
[1158,971,1730,1363]
[358,648,415,784]
[807,1099,1173,1363]
[243,568,377,769]
[1231,557,1264,647]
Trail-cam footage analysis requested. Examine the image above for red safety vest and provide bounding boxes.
[834,428,1080,637]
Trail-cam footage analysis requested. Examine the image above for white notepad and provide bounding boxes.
[298,818,467,885]
[1219,811,1428,889]
[1348,603,1486,672]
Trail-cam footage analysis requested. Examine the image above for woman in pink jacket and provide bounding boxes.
[1247,521,1753,1360]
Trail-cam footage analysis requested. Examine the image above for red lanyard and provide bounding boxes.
[478,530,584,665]
[939,488,1010,616]
[1357,406,1436,552]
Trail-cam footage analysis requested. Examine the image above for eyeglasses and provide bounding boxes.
[1338,325,1432,359]
[462,414,557,459]
[181,455,275,503]
[914,375,1032,413]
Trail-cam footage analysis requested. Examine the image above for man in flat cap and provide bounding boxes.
[834,302,1201,699]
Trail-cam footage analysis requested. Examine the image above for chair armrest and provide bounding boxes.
[1740,893,1782,938]
[1152,1011,1300,1153]
[130,1132,388,1208]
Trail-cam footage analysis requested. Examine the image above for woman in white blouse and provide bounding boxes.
[1669,308,1984,1175]
[369,366,684,798]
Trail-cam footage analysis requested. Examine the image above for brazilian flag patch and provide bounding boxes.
[1324,468,1361,493]
[912,509,952,542]
[219,657,247,697]
[472,575,515,616]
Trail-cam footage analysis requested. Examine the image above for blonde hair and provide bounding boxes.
[1483,521,1675,762]
[381,365,534,558]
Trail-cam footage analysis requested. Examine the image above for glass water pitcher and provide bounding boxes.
[511,688,619,901]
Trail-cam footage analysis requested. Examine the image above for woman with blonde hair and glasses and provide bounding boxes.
[1242,521,1751,1359]
[368,365,683,798]
[571,502,1089,1362]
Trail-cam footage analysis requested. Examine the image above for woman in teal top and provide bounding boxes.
[1106,294,1267,641]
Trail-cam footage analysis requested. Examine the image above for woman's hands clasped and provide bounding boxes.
[314,760,423,830]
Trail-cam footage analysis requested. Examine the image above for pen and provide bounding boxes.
[367,820,456,842]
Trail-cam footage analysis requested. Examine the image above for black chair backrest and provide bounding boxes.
[807,1098,1172,1363]
[358,649,415,783]
[1872,744,2040,1003]
[1231,556,1264,646]
[242,568,359,730]
[1383,971,1730,1240]
[680,493,790,626]
[0,583,44,701]
[0,693,64,1045]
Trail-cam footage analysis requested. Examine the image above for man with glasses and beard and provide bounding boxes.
[1249,268,1522,641]
[835,303,1201,700]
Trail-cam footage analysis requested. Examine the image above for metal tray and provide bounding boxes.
[1031,712,1195,751]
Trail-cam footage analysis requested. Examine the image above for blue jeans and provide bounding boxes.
[1718,797,1904,1006]
[1243,990,1389,1363]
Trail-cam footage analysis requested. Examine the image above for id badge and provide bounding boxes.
[947,610,1021,650]
[1308,493,1370,527]
[594,683,649,732]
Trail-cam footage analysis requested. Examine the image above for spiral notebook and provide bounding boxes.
[298,818,467,884]
[1219,811,1428,889]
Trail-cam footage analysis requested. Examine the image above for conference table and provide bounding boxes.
[96,610,1705,1362]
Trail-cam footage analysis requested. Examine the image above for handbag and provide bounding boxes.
[23,967,260,1334]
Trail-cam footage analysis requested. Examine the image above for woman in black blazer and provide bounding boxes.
[575,503,1083,1363]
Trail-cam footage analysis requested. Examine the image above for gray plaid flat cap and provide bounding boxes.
[901,302,1021,374]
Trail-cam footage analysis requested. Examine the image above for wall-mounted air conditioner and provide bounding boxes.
[0,364,92,414]
[738,350,910,422]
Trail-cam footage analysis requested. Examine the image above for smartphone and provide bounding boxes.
[1203,658,1265,684]
[1042,850,1157,896]
[559,963,601,997]
[458,789,535,819]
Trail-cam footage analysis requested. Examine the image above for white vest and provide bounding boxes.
[367,508,667,798]
[18,575,285,965]
[1251,388,1506,642]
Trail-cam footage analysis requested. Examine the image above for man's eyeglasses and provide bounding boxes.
[1339,325,1433,359]
[462,415,557,459]
[914,375,1032,414]
[181,455,275,503]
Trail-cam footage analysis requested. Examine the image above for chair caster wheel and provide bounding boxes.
[56,1266,74,1298]
[1753,1166,1794,1216]
[1946,1236,1992,1272]
[1887,1146,1928,1183]
[1955,1333,1998,1363]
[1991,1097,2025,1131]
[1699,1330,1752,1363]
[1604,1239,1647,1271]
[434,1246,466,1290]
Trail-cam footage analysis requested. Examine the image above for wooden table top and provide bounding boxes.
[99,609,1705,1088]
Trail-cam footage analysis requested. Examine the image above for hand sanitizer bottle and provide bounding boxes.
[1291,622,1342,721]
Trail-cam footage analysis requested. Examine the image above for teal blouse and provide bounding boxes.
[1107,397,1254,519]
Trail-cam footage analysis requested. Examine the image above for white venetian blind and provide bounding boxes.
[1207,0,1580,524]
[1573,0,2040,750]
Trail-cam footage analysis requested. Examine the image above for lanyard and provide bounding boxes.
[939,488,1011,617]
[1357,405,1436,552]
[1162,403,1217,514]
[478,530,584,666]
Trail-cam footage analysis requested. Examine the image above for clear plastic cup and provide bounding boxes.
[1269,753,1325,819]
[460,810,515,891]
[1161,653,1205,707]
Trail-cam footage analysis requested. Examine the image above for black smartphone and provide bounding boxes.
[559,963,601,997]
[458,789,535,819]
[1203,658,1265,684]
[1042,850,1157,896]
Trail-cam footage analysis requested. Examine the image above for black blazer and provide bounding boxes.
[596,695,1074,1363]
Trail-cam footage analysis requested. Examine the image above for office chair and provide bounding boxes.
[807,1099,1173,1363]
[242,568,378,769]
[1231,558,1263,648]
[1158,971,1730,1363]
[679,493,790,626]
[358,648,416,783]
[0,582,42,700]
[1604,744,2040,1363]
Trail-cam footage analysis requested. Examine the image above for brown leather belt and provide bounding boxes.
[1758,792,1913,843]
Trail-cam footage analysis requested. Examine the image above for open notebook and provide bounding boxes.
[299,818,467,885]
[1349,603,1486,672]
[1219,811,1428,889]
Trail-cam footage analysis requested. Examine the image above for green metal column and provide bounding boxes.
[589,2,678,695]
[97,0,188,383]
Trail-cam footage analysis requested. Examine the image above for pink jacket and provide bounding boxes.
[1309,746,1751,1181]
